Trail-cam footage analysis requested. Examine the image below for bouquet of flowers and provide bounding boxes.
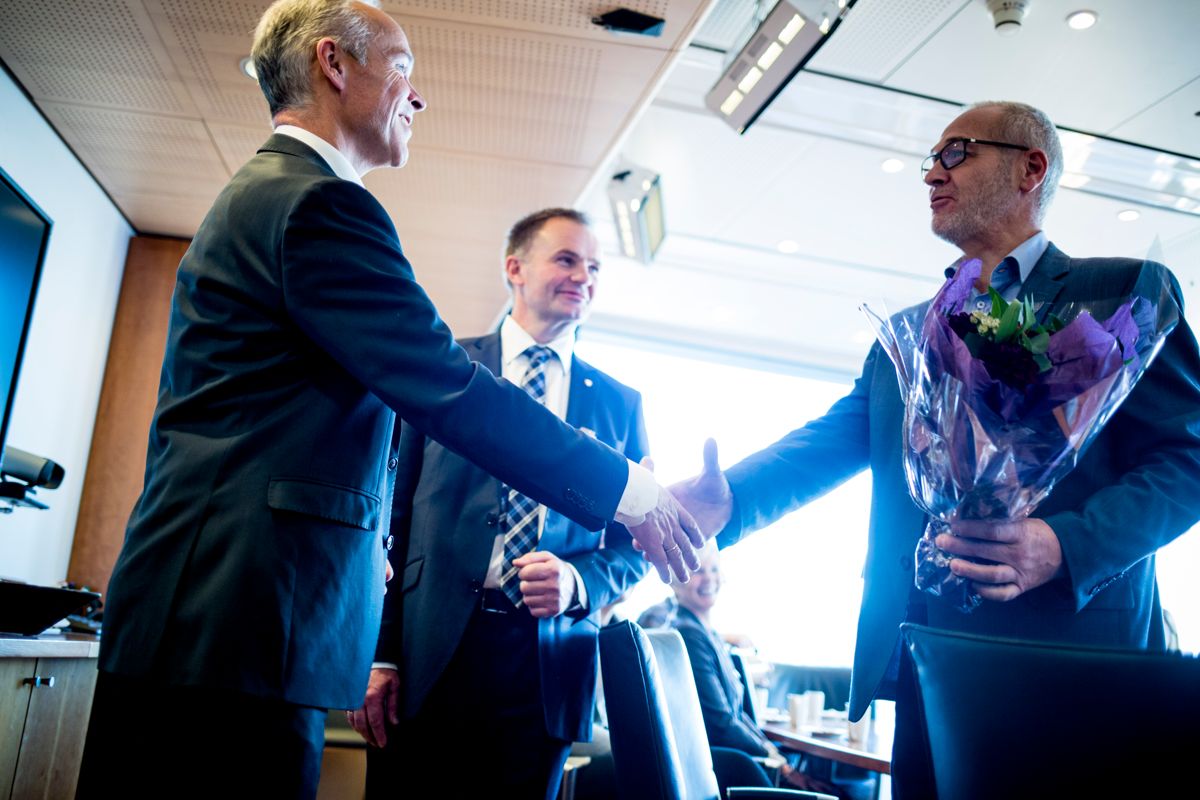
[863,258,1179,612]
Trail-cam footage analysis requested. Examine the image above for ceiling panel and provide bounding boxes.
[386,0,702,45]
[0,0,197,114]
[1111,77,1200,158]
[884,0,1200,147]
[397,17,673,166]
[806,0,968,82]
[38,102,230,201]
[144,0,276,125]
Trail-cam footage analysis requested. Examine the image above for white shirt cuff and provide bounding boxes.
[565,562,588,611]
[372,662,398,671]
[614,459,658,525]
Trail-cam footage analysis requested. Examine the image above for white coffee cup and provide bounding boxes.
[787,693,806,729]
[805,690,825,726]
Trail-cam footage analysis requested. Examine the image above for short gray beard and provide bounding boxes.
[932,165,1021,248]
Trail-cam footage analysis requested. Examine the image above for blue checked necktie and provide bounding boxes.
[499,345,556,606]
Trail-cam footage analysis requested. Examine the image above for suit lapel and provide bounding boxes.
[565,356,596,429]
[468,332,502,374]
[1020,242,1071,320]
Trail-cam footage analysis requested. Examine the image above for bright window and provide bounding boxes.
[576,335,869,667]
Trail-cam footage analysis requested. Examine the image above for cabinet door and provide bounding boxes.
[11,658,98,800]
[0,659,36,800]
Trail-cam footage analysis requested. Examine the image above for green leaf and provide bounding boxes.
[988,287,1007,318]
[1033,353,1052,372]
[1028,331,1050,354]
[997,299,1022,340]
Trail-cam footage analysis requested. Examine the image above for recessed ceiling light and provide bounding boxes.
[1065,10,1098,30]
[1117,209,1140,222]
[777,239,800,254]
[239,56,257,80]
[881,158,904,173]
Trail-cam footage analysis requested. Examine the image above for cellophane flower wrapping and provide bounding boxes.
[862,258,1179,612]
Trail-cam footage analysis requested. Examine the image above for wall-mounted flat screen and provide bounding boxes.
[0,169,51,474]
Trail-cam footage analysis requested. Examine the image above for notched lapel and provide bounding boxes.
[1021,243,1071,320]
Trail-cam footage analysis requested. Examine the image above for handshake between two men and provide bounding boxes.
[625,439,732,584]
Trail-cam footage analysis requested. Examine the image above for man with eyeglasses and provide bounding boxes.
[670,100,1200,798]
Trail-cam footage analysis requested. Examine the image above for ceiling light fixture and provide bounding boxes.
[1065,10,1097,30]
[776,239,800,254]
[1117,209,1140,222]
[705,0,856,135]
[985,0,1031,36]
[239,56,257,80]
[881,158,904,173]
[608,164,666,264]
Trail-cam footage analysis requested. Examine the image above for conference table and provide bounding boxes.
[760,702,894,775]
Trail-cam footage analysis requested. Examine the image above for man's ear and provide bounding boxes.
[504,254,524,286]
[1019,148,1049,195]
[314,37,347,92]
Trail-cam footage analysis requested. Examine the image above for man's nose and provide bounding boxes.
[923,161,946,186]
[409,85,426,112]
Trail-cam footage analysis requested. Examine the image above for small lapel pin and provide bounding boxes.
[583,378,594,388]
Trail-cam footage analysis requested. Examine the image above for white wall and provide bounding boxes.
[0,69,133,586]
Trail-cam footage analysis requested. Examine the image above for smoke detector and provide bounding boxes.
[986,0,1031,36]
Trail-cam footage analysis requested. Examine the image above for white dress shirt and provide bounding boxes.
[483,316,588,604]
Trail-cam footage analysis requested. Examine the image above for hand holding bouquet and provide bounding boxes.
[863,258,1178,612]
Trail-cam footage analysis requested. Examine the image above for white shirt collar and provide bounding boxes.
[273,124,363,187]
[500,315,575,372]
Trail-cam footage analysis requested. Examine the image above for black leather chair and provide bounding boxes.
[903,622,1200,799]
[599,621,834,800]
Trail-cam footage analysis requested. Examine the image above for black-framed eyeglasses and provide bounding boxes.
[921,137,1029,177]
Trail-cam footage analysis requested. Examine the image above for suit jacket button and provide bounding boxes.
[384,534,394,551]
[387,457,398,471]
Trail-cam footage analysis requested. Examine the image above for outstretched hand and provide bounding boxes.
[626,456,704,583]
[668,438,733,539]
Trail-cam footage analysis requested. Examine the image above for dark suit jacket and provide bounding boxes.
[718,244,1200,720]
[671,607,770,756]
[98,135,630,710]
[376,331,651,742]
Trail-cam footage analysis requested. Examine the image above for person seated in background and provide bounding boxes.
[661,541,840,795]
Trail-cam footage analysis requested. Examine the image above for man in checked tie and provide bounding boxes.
[351,208,652,799]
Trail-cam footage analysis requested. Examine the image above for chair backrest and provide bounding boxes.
[903,622,1200,799]
[599,621,721,800]
[729,649,763,726]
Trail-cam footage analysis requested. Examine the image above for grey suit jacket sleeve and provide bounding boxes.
[279,177,627,529]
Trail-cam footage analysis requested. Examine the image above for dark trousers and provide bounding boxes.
[366,593,571,800]
[77,670,326,800]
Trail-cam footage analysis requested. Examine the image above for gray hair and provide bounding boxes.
[968,100,1064,223]
[251,0,381,116]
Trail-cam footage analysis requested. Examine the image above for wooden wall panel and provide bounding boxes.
[67,236,187,594]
